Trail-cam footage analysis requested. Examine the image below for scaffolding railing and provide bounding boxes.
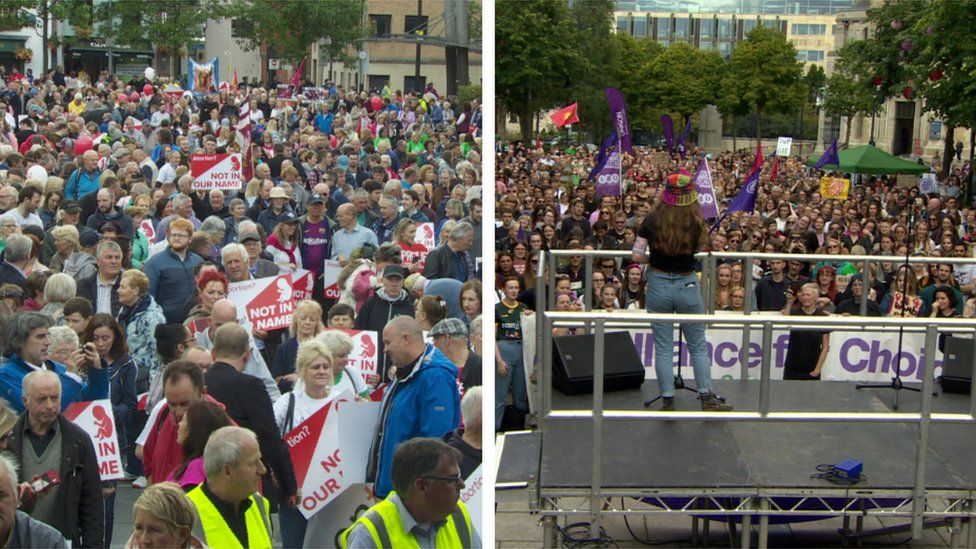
[531,250,976,543]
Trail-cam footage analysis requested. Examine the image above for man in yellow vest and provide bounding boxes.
[342,438,480,548]
[186,426,273,549]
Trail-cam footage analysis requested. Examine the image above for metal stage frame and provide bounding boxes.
[497,250,976,548]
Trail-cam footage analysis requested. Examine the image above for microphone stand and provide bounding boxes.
[856,199,924,410]
[645,326,700,407]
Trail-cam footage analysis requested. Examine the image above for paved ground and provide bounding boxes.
[496,497,957,548]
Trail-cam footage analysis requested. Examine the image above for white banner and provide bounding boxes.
[776,136,793,157]
[227,274,295,331]
[63,399,124,481]
[323,259,342,299]
[283,392,380,519]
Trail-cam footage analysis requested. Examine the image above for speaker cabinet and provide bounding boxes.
[552,332,645,395]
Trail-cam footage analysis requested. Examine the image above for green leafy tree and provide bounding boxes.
[94,0,218,78]
[725,26,804,146]
[611,33,664,132]
[823,69,877,148]
[716,66,750,152]
[0,0,92,73]
[497,0,581,142]
[641,41,723,135]
[568,0,615,141]
[226,0,362,65]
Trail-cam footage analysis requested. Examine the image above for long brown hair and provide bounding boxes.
[649,201,706,256]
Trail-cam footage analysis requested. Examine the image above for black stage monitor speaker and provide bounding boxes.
[552,332,645,395]
[941,335,974,394]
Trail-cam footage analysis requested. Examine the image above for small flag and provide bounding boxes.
[678,118,692,159]
[232,69,239,92]
[589,130,617,180]
[814,138,840,170]
[692,157,719,219]
[549,103,579,128]
[753,142,764,172]
[289,57,306,96]
[770,156,780,181]
[238,102,253,182]
[711,165,762,233]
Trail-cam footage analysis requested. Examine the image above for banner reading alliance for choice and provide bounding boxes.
[625,326,946,382]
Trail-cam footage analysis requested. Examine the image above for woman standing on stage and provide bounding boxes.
[632,172,732,412]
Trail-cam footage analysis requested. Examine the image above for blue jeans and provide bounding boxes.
[496,340,528,430]
[279,504,308,548]
[646,271,712,396]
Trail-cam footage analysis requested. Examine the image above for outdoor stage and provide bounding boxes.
[496,380,976,547]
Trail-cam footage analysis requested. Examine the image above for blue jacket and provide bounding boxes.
[64,168,102,201]
[369,344,460,498]
[144,247,203,324]
[0,354,109,413]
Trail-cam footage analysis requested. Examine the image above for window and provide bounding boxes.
[404,75,426,94]
[368,75,389,92]
[717,18,732,39]
[742,19,758,35]
[700,18,713,38]
[792,23,826,35]
[655,17,669,39]
[674,17,689,39]
[718,42,732,58]
[633,17,647,37]
[405,15,428,35]
[369,14,391,37]
[796,50,825,62]
[616,16,629,33]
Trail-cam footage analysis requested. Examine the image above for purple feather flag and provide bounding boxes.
[678,118,692,159]
[661,114,674,154]
[605,88,633,153]
[589,130,617,180]
[814,138,840,170]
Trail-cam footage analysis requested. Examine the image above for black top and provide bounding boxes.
[461,352,483,392]
[204,362,298,498]
[755,276,790,311]
[784,308,829,378]
[201,481,251,547]
[637,211,699,273]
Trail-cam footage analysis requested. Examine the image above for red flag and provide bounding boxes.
[753,143,764,171]
[770,156,779,181]
[232,69,239,92]
[289,57,306,96]
[549,103,579,128]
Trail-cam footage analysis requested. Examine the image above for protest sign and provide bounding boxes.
[327,329,380,385]
[415,222,436,249]
[227,274,295,331]
[648,151,670,167]
[139,219,155,242]
[888,291,923,318]
[919,173,939,195]
[292,269,316,302]
[461,465,483,536]
[323,260,342,299]
[190,153,243,190]
[896,174,917,189]
[283,392,380,519]
[820,176,851,200]
[776,136,793,157]
[302,484,378,548]
[63,400,124,481]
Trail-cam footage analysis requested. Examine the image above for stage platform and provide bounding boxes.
[496,380,976,547]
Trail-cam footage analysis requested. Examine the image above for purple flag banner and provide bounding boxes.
[605,88,633,153]
[589,130,617,180]
[595,148,622,197]
[678,118,692,159]
[710,166,761,233]
[814,138,840,170]
[661,114,674,154]
[693,158,719,219]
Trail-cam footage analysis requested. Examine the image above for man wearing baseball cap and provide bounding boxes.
[429,318,481,392]
[355,264,415,381]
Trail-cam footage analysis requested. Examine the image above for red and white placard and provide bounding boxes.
[190,153,243,190]
[63,400,124,481]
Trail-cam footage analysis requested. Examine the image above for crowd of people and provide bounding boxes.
[0,64,484,548]
[495,138,970,407]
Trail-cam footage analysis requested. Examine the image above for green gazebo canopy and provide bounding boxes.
[806,144,928,175]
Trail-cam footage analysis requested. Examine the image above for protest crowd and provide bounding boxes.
[0,63,483,548]
[495,135,973,423]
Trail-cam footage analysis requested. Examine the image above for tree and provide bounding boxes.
[568,0,615,141]
[725,26,805,146]
[497,0,581,142]
[716,66,750,152]
[611,33,664,133]
[226,0,362,65]
[0,0,92,74]
[641,41,724,131]
[94,0,216,78]
[822,70,876,148]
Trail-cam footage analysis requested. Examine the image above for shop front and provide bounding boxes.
[65,40,154,79]
[0,37,29,73]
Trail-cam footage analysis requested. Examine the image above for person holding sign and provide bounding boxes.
[343,438,478,548]
[272,339,336,548]
[7,370,104,547]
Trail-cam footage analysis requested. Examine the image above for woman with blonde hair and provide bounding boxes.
[266,215,302,273]
[126,482,202,548]
[632,171,732,412]
[271,300,324,393]
[415,294,447,330]
[272,339,335,548]
[39,272,76,324]
[318,329,371,398]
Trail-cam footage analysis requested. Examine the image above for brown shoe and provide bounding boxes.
[700,392,733,412]
[661,397,675,411]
